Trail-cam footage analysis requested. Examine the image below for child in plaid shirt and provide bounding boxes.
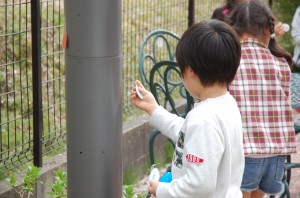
[226,1,296,197]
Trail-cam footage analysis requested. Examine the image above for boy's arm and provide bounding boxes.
[156,121,224,198]
[131,80,185,141]
[149,106,185,142]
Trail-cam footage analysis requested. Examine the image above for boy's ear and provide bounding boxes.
[186,66,196,77]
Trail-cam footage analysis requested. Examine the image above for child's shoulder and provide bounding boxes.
[189,94,237,118]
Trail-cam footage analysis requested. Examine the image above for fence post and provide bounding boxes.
[65,0,123,197]
[188,0,195,27]
[31,0,43,167]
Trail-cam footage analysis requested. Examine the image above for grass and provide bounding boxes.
[164,141,174,163]
[123,166,141,186]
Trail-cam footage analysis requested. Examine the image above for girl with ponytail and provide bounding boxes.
[212,0,288,37]
[226,1,296,197]
[226,0,292,65]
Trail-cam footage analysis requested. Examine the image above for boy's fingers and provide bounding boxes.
[135,80,145,89]
[148,182,151,191]
[137,86,147,95]
[135,81,148,95]
[149,181,154,194]
[149,180,155,189]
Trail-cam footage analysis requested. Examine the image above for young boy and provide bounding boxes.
[131,19,244,198]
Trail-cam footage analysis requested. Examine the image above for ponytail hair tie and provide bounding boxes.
[270,33,276,39]
[223,9,229,15]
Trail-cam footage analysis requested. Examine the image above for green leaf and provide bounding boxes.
[56,170,67,180]
[123,185,135,198]
[6,173,17,187]
[52,180,64,193]
[47,170,67,198]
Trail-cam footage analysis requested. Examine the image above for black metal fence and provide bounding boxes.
[0,0,65,178]
[1,0,271,178]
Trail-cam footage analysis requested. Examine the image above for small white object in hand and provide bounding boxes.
[149,165,160,182]
[282,23,290,32]
[135,83,144,99]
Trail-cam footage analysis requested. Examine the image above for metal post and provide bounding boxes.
[64,0,122,197]
[188,0,195,27]
[31,0,42,167]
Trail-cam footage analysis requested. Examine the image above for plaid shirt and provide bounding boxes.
[228,38,296,156]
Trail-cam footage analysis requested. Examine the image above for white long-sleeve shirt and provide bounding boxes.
[149,92,244,198]
[292,5,300,67]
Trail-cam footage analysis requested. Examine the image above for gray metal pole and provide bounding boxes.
[64,0,122,197]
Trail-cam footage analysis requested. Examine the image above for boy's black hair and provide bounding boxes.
[226,0,292,65]
[176,19,241,87]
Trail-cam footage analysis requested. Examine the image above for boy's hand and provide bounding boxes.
[130,80,159,115]
[148,180,159,197]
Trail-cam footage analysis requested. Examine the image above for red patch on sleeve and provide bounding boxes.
[186,154,204,165]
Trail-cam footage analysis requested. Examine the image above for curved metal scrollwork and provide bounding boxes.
[138,30,180,89]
